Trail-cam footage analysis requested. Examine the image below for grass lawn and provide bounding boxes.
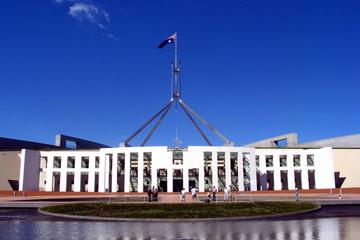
[41,202,319,219]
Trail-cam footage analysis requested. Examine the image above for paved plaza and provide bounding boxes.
[1,188,360,208]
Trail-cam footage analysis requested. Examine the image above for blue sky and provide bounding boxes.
[1,0,359,147]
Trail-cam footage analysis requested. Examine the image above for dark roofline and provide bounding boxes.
[0,137,61,150]
[0,134,111,151]
[55,134,110,149]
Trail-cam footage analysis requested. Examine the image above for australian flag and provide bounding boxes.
[158,33,177,48]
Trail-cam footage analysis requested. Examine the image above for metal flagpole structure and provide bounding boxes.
[122,33,234,147]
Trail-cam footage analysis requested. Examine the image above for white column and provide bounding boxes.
[138,152,144,192]
[151,166,157,189]
[314,148,335,189]
[59,156,67,192]
[302,170,309,190]
[301,154,309,189]
[45,170,53,192]
[212,151,218,189]
[287,154,295,190]
[88,155,95,192]
[199,165,205,192]
[104,154,110,192]
[288,170,296,190]
[74,156,81,192]
[59,171,67,192]
[98,154,106,192]
[258,154,266,191]
[183,168,189,191]
[167,168,173,192]
[249,150,257,191]
[225,151,231,190]
[273,154,281,190]
[301,168,309,190]
[238,152,244,191]
[45,155,54,192]
[111,153,118,192]
[124,152,130,192]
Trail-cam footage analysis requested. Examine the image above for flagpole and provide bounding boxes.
[122,32,234,147]
[175,32,178,71]
[174,32,179,99]
[171,63,174,99]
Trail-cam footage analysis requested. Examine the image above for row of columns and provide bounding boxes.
[258,153,314,190]
[45,155,99,192]
[43,150,258,193]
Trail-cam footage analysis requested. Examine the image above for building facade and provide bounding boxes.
[18,146,335,193]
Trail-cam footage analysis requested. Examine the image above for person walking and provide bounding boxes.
[228,185,233,201]
[224,186,229,201]
[153,188,159,202]
[180,188,186,203]
[212,186,217,202]
[191,186,197,201]
[147,188,153,202]
[206,192,212,203]
[295,187,299,201]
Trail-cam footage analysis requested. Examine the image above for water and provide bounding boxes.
[0,207,360,240]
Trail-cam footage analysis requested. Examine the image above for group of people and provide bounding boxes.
[144,186,299,203]
[180,185,234,203]
[147,185,235,203]
[205,185,233,203]
[180,186,198,203]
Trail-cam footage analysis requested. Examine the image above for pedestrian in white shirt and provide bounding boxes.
[191,187,197,201]
[180,188,186,203]
[224,187,229,201]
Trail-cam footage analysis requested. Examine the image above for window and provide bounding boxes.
[204,152,212,191]
[67,157,75,168]
[173,151,183,165]
[204,152,212,176]
[217,152,225,165]
[158,169,167,177]
[40,157,48,169]
[81,157,89,168]
[230,152,239,191]
[231,152,238,174]
[255,155,259,167]
[266,155,273,167]
[130,153,138,192]
[143,152,151,175]
[53,157,61,168]
[118,153,125,174]
[280,155,287,167]
[293,155,301,167]
[204,152,212,164]
[307,155,314,166]
[143,152,152,192]
[130,153,138,170]
[243,153,251,190]
[95,156,100,168]
[217,152,226,190]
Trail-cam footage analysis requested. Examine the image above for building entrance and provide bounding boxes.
[295,170,302,189]
[266,170,274,190]
[157,169,167,192]
[188,168,199,191]
[52,172,60,191]
[173,169,183,192]
[308,170,316,189]
[281,170,288,190]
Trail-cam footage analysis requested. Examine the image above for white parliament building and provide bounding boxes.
[17,142,336,193]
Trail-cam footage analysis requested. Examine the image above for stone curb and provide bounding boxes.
[38,205,321,222]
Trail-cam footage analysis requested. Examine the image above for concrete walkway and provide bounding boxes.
[1,191,360,208]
